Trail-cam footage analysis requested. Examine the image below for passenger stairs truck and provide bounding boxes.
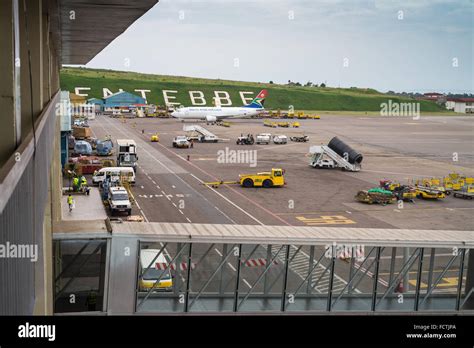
[183,125,219,143]
[309,137,363,172]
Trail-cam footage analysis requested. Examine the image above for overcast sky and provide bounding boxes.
[83,0,473,93]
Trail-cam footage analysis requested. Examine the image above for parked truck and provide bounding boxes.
[116,139,138,172]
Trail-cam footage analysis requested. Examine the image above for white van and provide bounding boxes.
[92,167,136,185]
[139,249,173,291]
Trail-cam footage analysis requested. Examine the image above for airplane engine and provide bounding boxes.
[205,115,217,123]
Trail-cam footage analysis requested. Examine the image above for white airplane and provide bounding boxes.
[170,90,268,123]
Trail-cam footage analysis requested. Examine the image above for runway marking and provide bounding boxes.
[214,248,223,257]
[156,185,161,189]
[296,215,356,225]
[227,263,237,272]
[172,185,176,188]
[242,279,252,289]
[179,210,184,215]
[172,202,177,207]
[353,262,389,288]
[150,136,290,226]
[189,173,262,225]
[101,116,235,224]
[128,188,149,222]
[408,277,460,289]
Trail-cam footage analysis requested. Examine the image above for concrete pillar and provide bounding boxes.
[0,0,16,167]
[464,250,474,309]
[19,0,43,141]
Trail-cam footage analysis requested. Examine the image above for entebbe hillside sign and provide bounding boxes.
[73,87,258,106]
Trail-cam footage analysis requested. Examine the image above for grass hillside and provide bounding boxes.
[60,67,445,113]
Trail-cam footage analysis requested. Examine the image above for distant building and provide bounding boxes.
[421,92,444,101]
[446,98,474,114]
[102,91,146,111]
[87,97,105,113]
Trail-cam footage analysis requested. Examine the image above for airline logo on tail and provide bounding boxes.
[244,89,268,109]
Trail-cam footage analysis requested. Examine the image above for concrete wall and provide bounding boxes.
[0,0,60,315]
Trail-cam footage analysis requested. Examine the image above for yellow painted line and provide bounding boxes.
[409,277,460,289]
[296,215,356,226]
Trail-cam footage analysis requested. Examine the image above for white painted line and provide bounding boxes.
[186,217,192,223]
[101,116,238,224]
[178,210,184,215]
[172,185,176,189]
[189,173,264,225]
[172,202,177,207]
[214,248,223,257]
[345,211,352,214]
[227,262,236,272]
[140,186,144,189]
[243,279,252,289]
[156,185,161,189]
[151,180,157,185]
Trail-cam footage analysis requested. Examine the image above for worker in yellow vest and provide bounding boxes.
[72,177,79,191]
[67,194,74,212]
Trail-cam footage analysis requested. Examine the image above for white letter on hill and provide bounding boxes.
[214,91,232,106]
[75,87,90,97]
[189,91,206,105]
[239,91,254,105]
[163,90,180,106]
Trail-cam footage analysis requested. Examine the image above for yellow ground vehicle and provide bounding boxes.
[278,121,290,127]
[263,120,278,128]
[139,249,173,292]
[204,168,285,188]
[379,180,416,202]
[150,133,159,142]
[240,168,285,188]
[297,112,308,119]
[287,111,295,119]
[415,186,446,199]
[292,122,300,128]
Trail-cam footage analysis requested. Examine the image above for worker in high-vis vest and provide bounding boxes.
[67,194,74,212]
[72,177,79,191]
[80,176,87,189]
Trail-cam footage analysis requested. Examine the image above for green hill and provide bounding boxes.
[60,67,445,113]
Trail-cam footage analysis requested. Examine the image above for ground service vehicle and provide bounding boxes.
[116,139,138,172]
[107,186,132,216]
[290,135,308,142]
[139,249,173,292]
[73,140,93,156]
[150,134,159,142]
[239,168,285,188]
[415,186,446,199]
[314,159,335,169]
[92,167,136,185]
[236,134,255,145]
[273,135,288,144]
[256,133,272,145]
[379,180,416,201]
[172,135,191,148]
[355,188,395,205]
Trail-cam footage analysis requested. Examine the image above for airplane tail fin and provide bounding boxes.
[243,89,267,108]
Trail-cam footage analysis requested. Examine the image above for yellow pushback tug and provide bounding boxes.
[204,168,285,188]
